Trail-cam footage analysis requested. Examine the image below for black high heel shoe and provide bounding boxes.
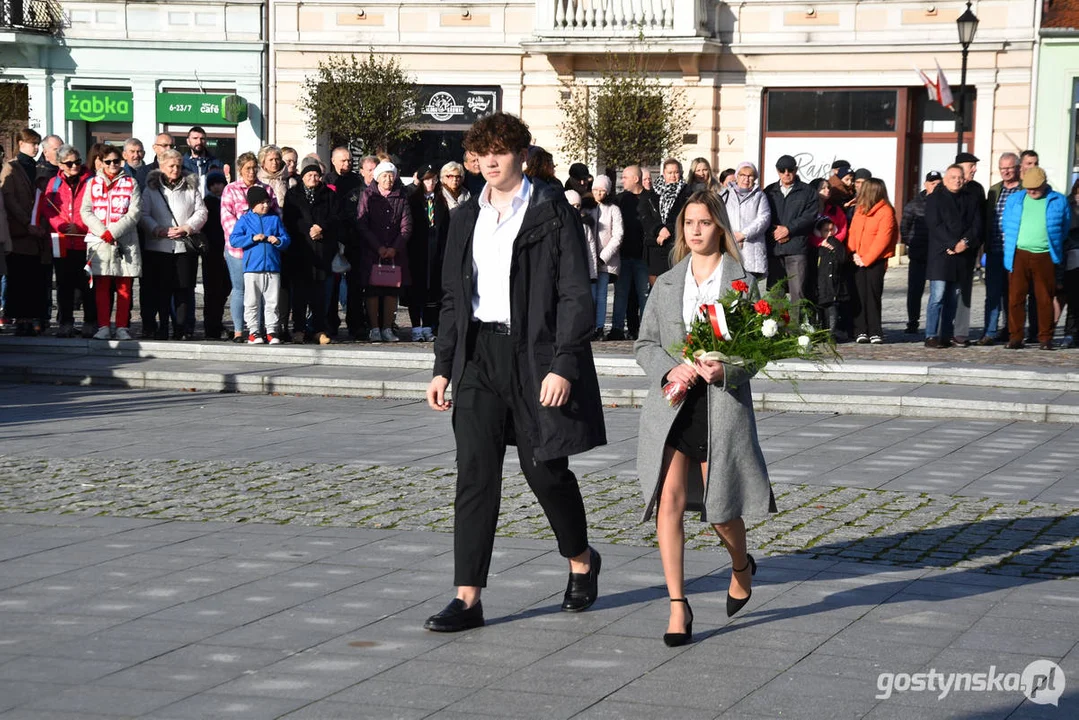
[726,554,757,618]
[663,597,694,647]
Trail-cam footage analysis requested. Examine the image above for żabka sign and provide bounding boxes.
[65,90,134,123]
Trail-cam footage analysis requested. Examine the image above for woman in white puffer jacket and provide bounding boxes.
[722,162,771,281]
[590,175,623,338]
[140,149,208,339]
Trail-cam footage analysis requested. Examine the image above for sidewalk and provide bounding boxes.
[1,387,1077,718]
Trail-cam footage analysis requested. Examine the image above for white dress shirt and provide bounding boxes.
[471,176,533,323]
[683,254,726,330]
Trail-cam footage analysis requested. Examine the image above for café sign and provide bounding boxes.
[417,86,500,125]
[65,90,134,123]
[156,93,249,125]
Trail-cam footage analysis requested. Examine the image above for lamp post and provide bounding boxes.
[955,1,979,154]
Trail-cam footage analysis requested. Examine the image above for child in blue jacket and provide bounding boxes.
[229,186,291,343]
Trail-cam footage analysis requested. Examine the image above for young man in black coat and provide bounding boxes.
[924,165,983,347]
[425,112,606,632]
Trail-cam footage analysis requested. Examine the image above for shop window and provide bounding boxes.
[766,90,897,133]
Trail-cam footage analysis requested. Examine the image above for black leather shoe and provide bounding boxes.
[423,598,484,633]
[561,547,601,612]
[726,554,757,618]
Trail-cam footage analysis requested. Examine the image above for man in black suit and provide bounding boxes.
[424,112,606,632]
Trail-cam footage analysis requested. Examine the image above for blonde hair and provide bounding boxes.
[689,157,718,192]
[856,178,890,214]
[671,191,741,266]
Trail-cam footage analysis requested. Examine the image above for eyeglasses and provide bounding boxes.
[102,159,123,166]
[778,168,795,175]
[999,165,1017,171]
[444,174,462,180]
[154,143,175,149]
[60,160,81,167]
[737,173,755,179]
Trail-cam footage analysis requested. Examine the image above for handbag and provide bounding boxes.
[369,259,402,288]
[331,242,351,274]
[157,186,206,255]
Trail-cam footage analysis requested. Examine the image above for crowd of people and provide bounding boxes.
[0,125,1075,349]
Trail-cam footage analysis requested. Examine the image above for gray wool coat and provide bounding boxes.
[634,254,775,524]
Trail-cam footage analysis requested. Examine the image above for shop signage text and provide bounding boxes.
[156,93,248,125]
[417,85,500,126]
[65,90,134,123]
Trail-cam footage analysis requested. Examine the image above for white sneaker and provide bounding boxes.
[248,333,265,344]
[92,326,111,340]
[115,327,132,341]
[410,327,424,342]
[381,328,399,343]
[421,327,435,342]
[368,328,382,342]
[267,334,281,345]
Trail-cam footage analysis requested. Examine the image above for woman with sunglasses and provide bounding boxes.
[80,145,142,340]
[39,145,95,337]
[438,161,470,210]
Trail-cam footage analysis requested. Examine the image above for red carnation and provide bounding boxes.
[781,311,791,324]
[731,279,749,293]
[754,300,772,315]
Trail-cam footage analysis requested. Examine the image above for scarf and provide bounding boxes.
[304,185,316,204]
[656,176,685,224]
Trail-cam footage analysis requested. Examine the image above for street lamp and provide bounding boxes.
[955,1,979,154]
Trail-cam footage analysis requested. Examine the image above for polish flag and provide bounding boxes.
[918,61,954,110]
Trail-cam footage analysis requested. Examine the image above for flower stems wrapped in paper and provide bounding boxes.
[663,278,838,406]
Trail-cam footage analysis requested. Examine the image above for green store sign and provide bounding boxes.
[156,93,248,125]
[65,90,134,123]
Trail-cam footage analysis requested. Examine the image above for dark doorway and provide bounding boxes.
[396,129,466,177]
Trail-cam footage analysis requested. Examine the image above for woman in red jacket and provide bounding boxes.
[848,178,897,344]
[38,144,95,337]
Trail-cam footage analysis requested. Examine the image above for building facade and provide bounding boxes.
[272,0,1039,210]
[0,0,265,162]
[1033,0,1079,192]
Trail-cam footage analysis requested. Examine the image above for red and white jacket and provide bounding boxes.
[38,170,91,254]
[79,171,143,277]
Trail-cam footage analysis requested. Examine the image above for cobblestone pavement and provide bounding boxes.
[2,386,1076,581]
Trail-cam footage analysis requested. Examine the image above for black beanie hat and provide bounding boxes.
[246,185,269,207]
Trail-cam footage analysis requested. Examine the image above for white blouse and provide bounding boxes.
[683,254,726,330]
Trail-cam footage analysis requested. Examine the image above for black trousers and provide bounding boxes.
[143,251,195,337]
[4,253,46,319]
[853,260,887,338]
[54,251,96,327]
[452,326,589,587]
[906,258,927,329]
[290,270,328,334]
[202,248,229,338]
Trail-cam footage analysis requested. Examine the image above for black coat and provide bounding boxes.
[816,237,849,305]
[925,186,983,282]
[434,181,607,461]
[900,190,930,262]
[643,187,676,276]
[203,195,226,255]
[283,183,340,276]
[764,178,819,257]
[407,187,450,301]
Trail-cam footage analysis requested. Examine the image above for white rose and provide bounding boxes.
[761,318,778,338]
[798,335,811,348]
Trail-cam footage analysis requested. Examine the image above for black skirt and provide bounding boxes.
[666,381,709,463]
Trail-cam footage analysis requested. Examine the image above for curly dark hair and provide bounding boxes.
[463,112,531,155]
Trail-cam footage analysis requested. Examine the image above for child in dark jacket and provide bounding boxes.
[815,216,847,336]
[229,186,291,344]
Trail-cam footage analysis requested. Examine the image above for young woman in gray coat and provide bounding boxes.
[634,190,775,647]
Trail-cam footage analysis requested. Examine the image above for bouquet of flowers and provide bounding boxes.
[663,278,838,406]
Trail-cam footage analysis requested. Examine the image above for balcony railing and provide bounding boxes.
[1,0,64,33]
[535,0,713,38]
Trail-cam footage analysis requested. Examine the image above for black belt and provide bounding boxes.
[473,320,511,335]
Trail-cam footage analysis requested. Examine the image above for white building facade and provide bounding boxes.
[272,0,1039,210]
[0,0,266,162]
